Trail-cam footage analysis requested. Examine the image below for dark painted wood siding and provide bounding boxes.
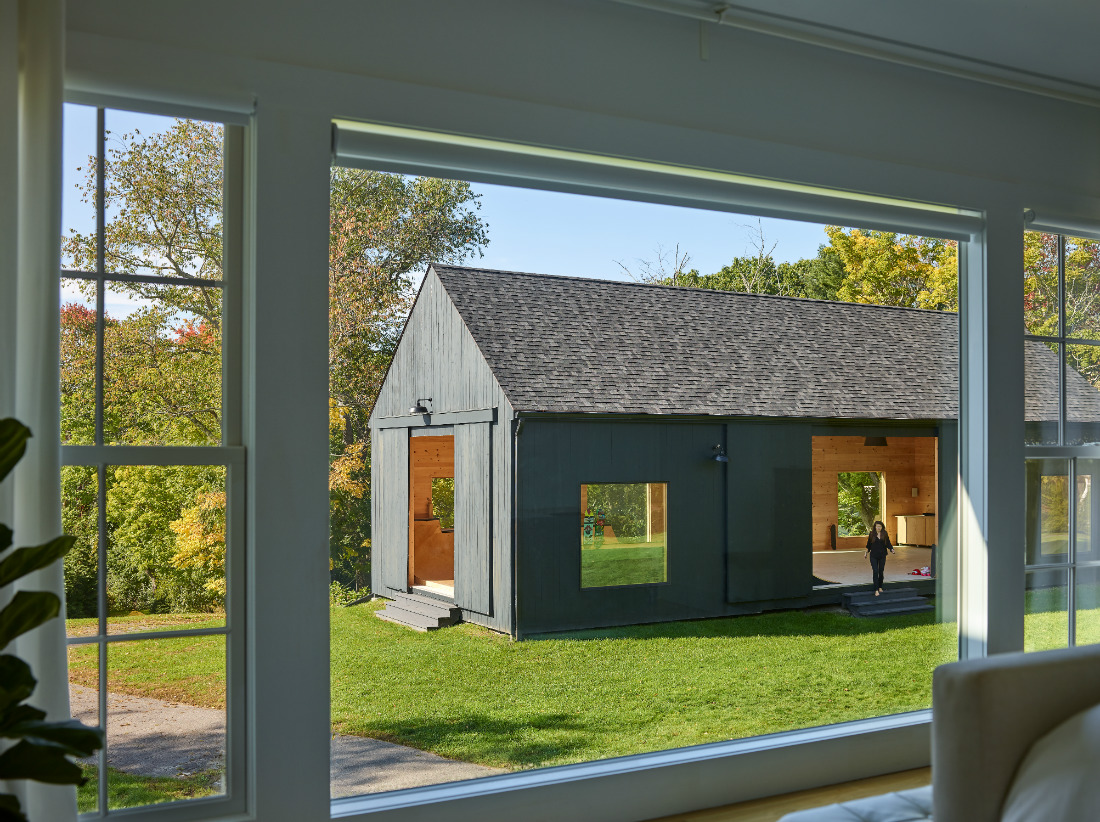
[371,426,409,596]
[726,422,813,603]
[371,269,509,421]
[454,421,492,614]
[515,419,726,635]
[369,269,515,635]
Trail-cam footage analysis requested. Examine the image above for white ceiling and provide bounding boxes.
[613,0,1100,103]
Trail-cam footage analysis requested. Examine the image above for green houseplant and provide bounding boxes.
[0,418,103,821]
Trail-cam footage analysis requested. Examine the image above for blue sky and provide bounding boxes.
[62,103,833,314]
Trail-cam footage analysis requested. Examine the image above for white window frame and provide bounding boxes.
[59,104,248,821]
[1021,222,1100,649]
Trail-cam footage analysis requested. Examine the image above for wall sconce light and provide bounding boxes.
[409,397,433,415]
[863,436,888,447]
[712,444,729,463]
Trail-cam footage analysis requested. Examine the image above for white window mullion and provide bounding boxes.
[959,205,1027,658]
[244,104,333,822]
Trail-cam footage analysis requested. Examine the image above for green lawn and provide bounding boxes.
[68,604,956,772]
[77,766,220,812]
[580,543,666,587]
[331,602,955,769]
[103,602,1100,776]
[67,615,226,709]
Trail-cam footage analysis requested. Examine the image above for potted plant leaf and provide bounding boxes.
[0,418,104,821]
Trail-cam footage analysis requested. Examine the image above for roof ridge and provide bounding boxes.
[429,263,958,317]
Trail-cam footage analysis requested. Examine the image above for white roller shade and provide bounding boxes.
[333,119,983,241]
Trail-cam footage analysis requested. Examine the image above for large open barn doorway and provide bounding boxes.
[409,434,456,596]
[811,435,938,587]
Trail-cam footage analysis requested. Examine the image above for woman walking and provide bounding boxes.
[865,520,894,596]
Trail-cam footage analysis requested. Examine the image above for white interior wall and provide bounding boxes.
[52,2,1100,820]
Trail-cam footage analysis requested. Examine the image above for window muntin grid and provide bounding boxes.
[60,105,245,818]
[1023,231,1100,648]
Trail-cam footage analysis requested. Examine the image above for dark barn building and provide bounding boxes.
[368,265,1098,638]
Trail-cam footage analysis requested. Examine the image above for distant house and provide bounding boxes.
[368,265,1100,638]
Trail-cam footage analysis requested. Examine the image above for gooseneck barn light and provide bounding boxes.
[410,398,433,415]
[712,444,729,463]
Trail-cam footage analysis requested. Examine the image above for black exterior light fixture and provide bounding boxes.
[712,444,729,463]
[409,397,432,415]
[864,436,888,447]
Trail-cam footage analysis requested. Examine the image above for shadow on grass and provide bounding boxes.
[360,712,595,770]
[528,607,949,643]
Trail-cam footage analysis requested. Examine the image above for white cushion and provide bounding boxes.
[1001,702,1100,822]
[778,785,933,821]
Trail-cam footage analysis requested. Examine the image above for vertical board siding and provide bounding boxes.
[369,269,515,634]
[515,419,725,635]
[455,421,492,615]
[726,422,813,604]
[372,426,409,594]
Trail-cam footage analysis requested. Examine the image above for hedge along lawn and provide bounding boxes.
[331,601,957,770]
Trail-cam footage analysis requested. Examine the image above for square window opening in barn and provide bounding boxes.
[409,435,456,597]
[581,482,668,588]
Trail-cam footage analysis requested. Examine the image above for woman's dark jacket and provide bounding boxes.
[866,532,893,558]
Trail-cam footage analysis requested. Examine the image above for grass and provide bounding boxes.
[580,543,667,587]
[331,602,955,769]
[67,615,225,709]
[74,603,1100,774]
[77,765,221,812]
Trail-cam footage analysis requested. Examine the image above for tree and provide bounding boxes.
[826,227,958,310]
[837,471,882,537]
[626,222,845,301]
[63,120,490,603]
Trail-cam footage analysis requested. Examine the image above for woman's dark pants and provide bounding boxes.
[869,554,886,590]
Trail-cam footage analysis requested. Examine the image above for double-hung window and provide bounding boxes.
[1023,230,1100,650]
[59,104,245,818]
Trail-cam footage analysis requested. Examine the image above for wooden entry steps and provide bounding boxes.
[376,591,462,632]
[843,587,934,617]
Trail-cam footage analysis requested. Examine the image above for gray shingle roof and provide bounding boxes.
[430,265,1100,422]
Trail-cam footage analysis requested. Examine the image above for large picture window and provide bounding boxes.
[580,482,668,588]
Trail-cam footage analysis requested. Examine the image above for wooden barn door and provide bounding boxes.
[372,426,409,594]
[454,422,491,615]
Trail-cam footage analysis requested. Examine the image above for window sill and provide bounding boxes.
[332,710,931,822]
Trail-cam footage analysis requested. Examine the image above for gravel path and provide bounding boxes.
[69,685,504,795]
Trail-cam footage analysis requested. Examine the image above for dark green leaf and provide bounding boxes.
[0,793,26,822]
[0,591,60,651]
[0,537,76,589]
[0,656,35,712]
[4,719,103,757]
[0,704,47,732]
[0,420,30,485]
[0,739,85,785]
[0,526,11,554]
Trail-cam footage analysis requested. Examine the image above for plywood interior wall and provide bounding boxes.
[811,435,937,551]
[409,435,455,586]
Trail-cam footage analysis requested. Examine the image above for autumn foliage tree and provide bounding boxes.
[61,119,488,609]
